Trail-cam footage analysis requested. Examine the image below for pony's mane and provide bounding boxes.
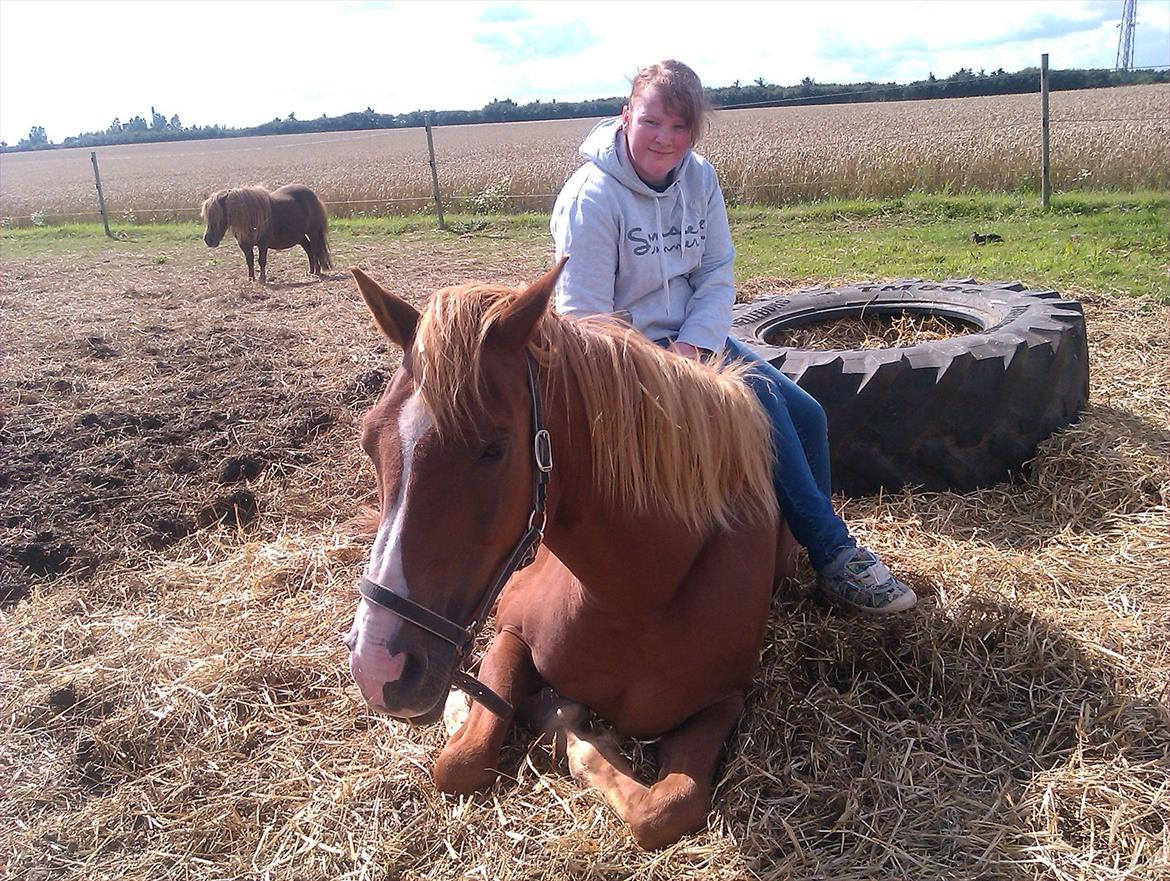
[414,282,777,534]
[199,187,271,242]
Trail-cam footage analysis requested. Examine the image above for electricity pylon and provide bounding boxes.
[1116,0,1137,71]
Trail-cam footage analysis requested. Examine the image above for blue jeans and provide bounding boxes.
[722,337,855,571]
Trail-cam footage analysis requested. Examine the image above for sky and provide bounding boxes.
[1,0,1167,145]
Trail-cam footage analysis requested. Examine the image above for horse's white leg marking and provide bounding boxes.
[566,728,640,805]
[347,392,433,699]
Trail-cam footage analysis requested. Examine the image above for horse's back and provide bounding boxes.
[267,185,323,248]
[270,184,321,219]
[271,184,318,204]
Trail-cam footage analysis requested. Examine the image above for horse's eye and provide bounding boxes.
[478,440,506,462]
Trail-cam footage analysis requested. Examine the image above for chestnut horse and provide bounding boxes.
[200,184,331,283]
[344,259,798,849]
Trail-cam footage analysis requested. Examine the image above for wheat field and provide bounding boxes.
[0,84,1166,224]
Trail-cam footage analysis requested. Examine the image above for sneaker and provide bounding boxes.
[817,546,918,614]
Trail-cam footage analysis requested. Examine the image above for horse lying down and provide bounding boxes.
[200,184,332,283]
[343,259,798,849]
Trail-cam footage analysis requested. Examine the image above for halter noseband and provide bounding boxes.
[359,353,552,719]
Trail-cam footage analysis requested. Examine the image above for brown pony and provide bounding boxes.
[344,260,798,849]
[200,184,331,283]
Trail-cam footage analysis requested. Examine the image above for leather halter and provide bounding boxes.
[359,353,552,719]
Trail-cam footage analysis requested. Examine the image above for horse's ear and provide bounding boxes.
[351,267,419,350]
[493,256,568,350]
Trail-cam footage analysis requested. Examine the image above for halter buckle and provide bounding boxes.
[534,428,553,473]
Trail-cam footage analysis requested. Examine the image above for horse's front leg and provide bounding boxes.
[544,692,746,850]
[240,243,255,281]
[432,628,540,794]
[258,245,269,284]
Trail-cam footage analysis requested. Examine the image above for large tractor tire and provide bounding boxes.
[730,279,1089,497]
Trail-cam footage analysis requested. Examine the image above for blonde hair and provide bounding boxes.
[629,59,711,144]
[412,281,777,535]
[199,187,272,245]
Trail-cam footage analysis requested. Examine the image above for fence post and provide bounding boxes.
[424,115,446,230]
[90,151,114,238]
[1040,53,1051,209]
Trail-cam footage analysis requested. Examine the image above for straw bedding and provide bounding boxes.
[1,238,1167,880]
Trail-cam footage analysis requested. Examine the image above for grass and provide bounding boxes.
[0,212,552,258]
[3,192,1167,301]
[335,210,550,239]
[729,191,1170,302]
[0,220,203,257]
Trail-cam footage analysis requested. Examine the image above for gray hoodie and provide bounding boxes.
[550,117,736,353]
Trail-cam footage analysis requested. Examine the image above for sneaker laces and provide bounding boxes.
[842,555,893,590]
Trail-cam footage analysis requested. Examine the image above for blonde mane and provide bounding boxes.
[414,282,778,534]
[199,187,272,244]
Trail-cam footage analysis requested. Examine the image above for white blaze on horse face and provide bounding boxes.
[366,390,431,592]
[347,391,432,700]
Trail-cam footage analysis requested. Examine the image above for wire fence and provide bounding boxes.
[2,81,1167,227]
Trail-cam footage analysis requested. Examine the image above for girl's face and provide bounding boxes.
[621,85,693,187]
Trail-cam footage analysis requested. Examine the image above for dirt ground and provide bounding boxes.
[1,231,1168,880]
[0,234,550,600]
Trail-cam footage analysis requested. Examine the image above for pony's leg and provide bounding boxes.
[300,236,316,275]
[240,243,255,281]
[546,692,746,849]
[431,629,540,794]
[258,245,268,284]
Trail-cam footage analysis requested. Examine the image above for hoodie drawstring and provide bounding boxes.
[653,197,670,317]
[655,169,689,323]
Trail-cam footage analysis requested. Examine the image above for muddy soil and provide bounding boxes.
[0,232,549,603]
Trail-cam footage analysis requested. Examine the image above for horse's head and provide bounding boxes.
[200,192,228,247]
[344,260,566,723]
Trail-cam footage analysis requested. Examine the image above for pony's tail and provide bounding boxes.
[308,193,332,271]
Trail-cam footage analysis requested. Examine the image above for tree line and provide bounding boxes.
[4,66,1167,153]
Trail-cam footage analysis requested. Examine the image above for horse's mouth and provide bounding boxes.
[374,688,447,726]
[348,606,464,726]
[359,656,456,726]
[403,698,446,726]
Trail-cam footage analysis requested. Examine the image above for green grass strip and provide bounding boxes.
[3,193,1166,302]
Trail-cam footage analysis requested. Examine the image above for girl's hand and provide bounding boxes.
[670,341,703,361]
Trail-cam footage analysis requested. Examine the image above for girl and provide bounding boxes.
[550,59,916,614]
